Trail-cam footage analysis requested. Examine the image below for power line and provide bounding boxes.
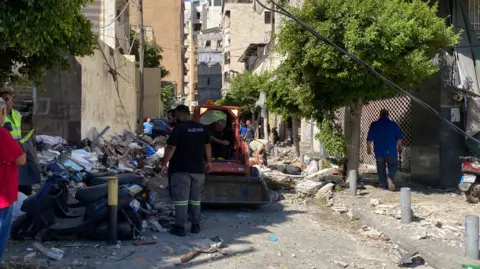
[257,0,480,145]
[98,1,130,30]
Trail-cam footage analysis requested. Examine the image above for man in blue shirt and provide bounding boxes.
[367,109,403,191]
[143,117,153,137]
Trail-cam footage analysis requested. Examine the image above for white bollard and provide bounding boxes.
[400,187,412,224]
[348,170,357,196]
[465,214,480,260]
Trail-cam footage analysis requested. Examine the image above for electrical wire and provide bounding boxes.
[256,0,480,144]
[98,1,130,30]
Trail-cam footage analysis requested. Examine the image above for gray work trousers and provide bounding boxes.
[170,173,205,227]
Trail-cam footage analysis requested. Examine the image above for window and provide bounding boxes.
[207,77,211,85]
[264,11,272,24]
[194,23,202,31]
[206,40,211,47]
[214,0,221,6]
[224,72,230,83]
[224,52,230,64]
[196,12,201,19]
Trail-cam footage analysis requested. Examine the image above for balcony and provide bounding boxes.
[184,75,190,83]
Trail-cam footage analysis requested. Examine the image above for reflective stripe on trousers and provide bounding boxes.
[170,173,205,227]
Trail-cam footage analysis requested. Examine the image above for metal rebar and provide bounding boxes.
[400,187,412,224]
[348,170,357,196]
[465,214,480,260]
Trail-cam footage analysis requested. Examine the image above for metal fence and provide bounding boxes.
[337,95,412,172]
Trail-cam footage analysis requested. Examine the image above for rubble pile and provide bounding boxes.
[259,148,346,204]
[36,131,166,177]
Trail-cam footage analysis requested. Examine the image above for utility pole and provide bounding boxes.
[138,0,145,126]
[188,0,196,111]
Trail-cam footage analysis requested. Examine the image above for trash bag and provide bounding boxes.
[12,192,27,222]
[18,138,41,186]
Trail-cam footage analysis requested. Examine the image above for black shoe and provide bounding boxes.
[191,224,201,234]
[169,226,186,237]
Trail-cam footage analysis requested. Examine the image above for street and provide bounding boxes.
[4,187,432,269]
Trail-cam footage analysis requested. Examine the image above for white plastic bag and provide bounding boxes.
[12,192,28,222]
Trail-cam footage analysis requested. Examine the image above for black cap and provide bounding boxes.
[175,104,190,115]
[380,109,389,118]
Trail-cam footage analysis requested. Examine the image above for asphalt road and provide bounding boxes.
[3,196,434,269]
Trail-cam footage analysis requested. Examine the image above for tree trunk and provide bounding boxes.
[254,112,261,139]
[292,115,300,157]
[346,97,364,176]
[263,108,269,143]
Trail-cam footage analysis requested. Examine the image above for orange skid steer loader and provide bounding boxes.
[192,104,270,206]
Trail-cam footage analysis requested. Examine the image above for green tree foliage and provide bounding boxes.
[315,115,347,157]
[276,0,459,119]
[276,0,459,169]
[219,71,270,114]
[0,0,97,85]
[130,29,169,78]
[161,84,175,115]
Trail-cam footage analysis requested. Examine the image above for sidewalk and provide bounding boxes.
[333,175,480,269]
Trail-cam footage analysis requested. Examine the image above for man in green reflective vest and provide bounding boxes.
[0,91,21,140]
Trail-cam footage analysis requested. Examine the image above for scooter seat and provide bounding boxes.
[75,184,109,204]
[85,173,144,187]
[91,173,144,186]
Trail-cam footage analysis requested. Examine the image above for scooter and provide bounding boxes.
[11,164,144,241]
[459,156,480,203]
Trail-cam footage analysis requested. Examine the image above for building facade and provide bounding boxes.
[197,27,223,102]
[221,0,272,93]
[82,0,130,52]
[129,0,185,96]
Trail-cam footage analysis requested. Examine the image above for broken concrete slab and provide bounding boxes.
[315,183,334,200]
[295,180,326,195]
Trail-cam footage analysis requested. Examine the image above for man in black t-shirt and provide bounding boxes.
[208,119,230,159]
[161,105,211,237]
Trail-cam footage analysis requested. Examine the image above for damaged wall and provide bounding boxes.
[35,42,138,143]
[80,43,138,141]
[136,68,163,120]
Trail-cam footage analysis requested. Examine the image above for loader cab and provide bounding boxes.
[198,108,237,160]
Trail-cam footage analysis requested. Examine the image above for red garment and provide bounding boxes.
[0,127,24,209]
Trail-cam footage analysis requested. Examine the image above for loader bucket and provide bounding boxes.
[201,175,271,206]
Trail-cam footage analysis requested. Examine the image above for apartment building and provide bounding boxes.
[197,27,223,102]
[82,0,130,51]
[221,0,271,93]
[130,0,185,96]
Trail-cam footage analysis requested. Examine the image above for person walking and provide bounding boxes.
[143,117,153,137]
[161,105,211,237]
[366,109,403,191]
[243,120,255,142]
[0,97,26,261]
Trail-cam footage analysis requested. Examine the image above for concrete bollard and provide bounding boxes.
[274,147,278,158]
[465,215,480,260]
[107,176,119,244]
[348,170,357,196]
[400,187,412,224]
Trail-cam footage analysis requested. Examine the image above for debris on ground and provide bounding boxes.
[32,242,64,261]
[180,237,224,263]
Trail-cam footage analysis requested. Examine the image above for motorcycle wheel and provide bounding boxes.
[10,215,34,240]
[466,183,480,203]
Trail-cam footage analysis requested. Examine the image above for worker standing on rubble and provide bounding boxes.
[0,97,26,261]
[161,105,211,237]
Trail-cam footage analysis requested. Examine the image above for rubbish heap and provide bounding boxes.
[35,130,166,177]
[256,147,347,203]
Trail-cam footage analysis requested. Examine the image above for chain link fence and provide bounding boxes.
[336,95,412,172]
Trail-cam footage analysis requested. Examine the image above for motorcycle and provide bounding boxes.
[459,156,480,203]
[11,163,147,241]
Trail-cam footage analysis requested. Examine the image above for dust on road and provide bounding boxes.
[3,193,433,269]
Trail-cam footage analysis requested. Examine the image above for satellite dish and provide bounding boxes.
[253,0,268,14]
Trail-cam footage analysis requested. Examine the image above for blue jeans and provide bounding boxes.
[0,206,13,262]
[376,157,398,188]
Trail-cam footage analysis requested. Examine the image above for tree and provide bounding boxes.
[267,66,313,156]
[220,71,270,115]
[276,0,459,170]
[161,84,175,115]
[0,0,97,85]
[130,29,169,79]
